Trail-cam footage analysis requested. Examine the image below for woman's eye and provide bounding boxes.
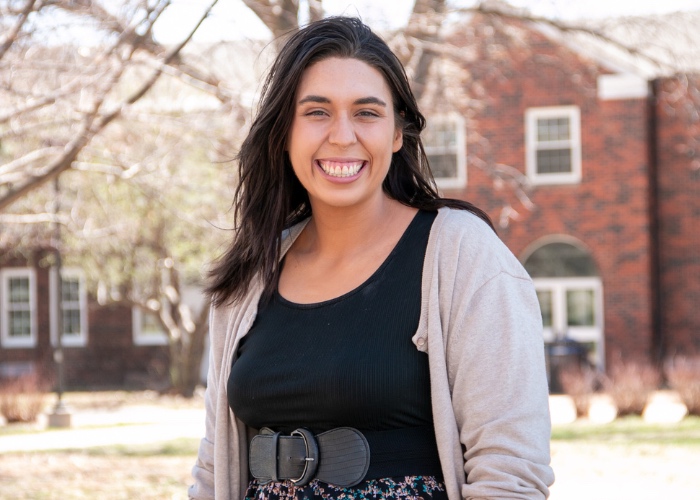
[358,110,380,118]
[305,109,327,116]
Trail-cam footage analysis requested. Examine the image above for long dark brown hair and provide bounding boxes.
[207,16,493,307]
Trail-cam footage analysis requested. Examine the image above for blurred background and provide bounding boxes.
[1,1,699,498]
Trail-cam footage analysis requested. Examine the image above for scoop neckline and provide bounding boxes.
[275,210,424,309]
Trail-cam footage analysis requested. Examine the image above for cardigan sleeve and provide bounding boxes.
[447,270,554,499]
[188,307,220,500]
[425,209,554,499]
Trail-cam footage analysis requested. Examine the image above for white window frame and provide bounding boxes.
[0,268,37,348]
[525,106,582,185]
[424,114,467,190]
[534,277,605,368]
[132,307,168,346]
[50,267,88,348]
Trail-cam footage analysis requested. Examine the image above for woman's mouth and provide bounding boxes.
[317,160,364,178]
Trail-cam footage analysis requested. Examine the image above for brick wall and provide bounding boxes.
[654,76,700,358]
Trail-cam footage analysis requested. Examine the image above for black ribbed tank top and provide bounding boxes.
[228,210,437,435]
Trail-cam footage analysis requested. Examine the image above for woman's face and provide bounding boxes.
[287,57,403,212]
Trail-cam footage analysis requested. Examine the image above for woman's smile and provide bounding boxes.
[287,57,403,211]
[316,159,365,180]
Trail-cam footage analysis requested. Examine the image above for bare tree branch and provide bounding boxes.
[0,212,70,225]
[0,0,39,61]
[0,147,64,177]
[308,0,323,23]
[405,0,447,102]
[0,0,219,212]
[462,2,675,74]
[57,0,166,55]
[242,0,299,46]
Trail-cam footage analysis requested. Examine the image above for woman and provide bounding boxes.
[190,16,554,500]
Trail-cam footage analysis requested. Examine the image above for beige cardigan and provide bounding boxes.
[189,208,554,499]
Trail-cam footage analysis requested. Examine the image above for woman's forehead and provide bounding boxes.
[296,57,393,103]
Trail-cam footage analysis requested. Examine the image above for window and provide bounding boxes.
[424,114,466,190]
[531,277,602,344]
[525,106,581,185]
[1,268,37,348]
[132,307,168,346]
[523,240,604,369]
[50,268,88,347]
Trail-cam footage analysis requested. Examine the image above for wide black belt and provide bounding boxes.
[249,425,443,488]
[250,427,370,487]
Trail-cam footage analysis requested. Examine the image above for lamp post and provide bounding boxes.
[48,175,71,428]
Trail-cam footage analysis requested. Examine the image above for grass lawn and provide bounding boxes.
[552,415,700,445]
[0,438,200,500]
[550,416,700,500]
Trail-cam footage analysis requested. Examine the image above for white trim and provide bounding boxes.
[0,268,37,349]
[132,307,168,346]
[424,114,467,190]
[49,268,88,348]
[525,106,582,185]
[597,74,649,100]
[534,277,605,369]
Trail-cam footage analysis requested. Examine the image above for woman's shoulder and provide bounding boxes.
[435,206,495,237]
[431,207,530,282]
[432,206,503,255]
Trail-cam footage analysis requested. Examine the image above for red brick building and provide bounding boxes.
[424,13,700,372]
[0,250,170,389]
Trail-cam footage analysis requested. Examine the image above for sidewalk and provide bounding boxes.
[2,396,571,454]
[1,392,684,454]
[0,404,205,453]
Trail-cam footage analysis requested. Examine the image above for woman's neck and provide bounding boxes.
[298,196,414,259]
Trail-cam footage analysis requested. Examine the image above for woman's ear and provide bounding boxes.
[392,111,405,152]
[393,127,403,153]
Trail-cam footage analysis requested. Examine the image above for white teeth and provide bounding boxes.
[318,161,363,178]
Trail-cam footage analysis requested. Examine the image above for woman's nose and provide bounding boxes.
[328,114,356,148]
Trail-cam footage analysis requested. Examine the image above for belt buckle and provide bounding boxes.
[290,428,319,486]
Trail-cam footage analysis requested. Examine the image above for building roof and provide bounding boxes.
[538,10,700,79]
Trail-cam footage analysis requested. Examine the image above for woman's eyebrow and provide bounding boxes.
[298,95,330,105]
[298,95,387,107]
[353,97,387,107]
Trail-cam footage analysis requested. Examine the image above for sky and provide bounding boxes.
[152,0,700,44]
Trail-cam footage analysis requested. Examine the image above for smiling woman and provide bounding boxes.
[189,16,554,500]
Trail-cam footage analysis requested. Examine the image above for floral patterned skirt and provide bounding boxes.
[244,475,448,499]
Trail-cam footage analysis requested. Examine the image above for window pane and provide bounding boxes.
[63,308,81,336]
[437,124,456,148]
[536,148,572,174]
[567,289,595,327]
[425,121,457,148]
[537,117,570,142]
[142,312,165,336]
[10,311,31,337]
[536,290,553,327]
[428,153,458,179]
[62,278,80,302]
[524,243,598,278]
[9,278,30,303]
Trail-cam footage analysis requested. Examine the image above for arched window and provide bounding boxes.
[523,239,604,369]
